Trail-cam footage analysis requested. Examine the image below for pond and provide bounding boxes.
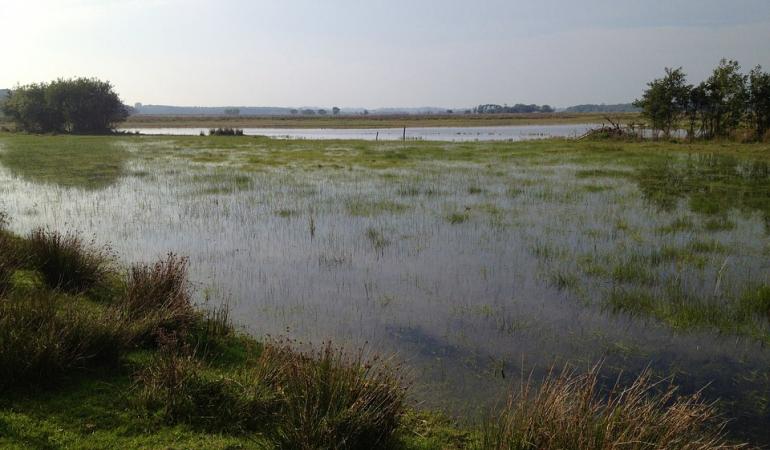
[119,124,599,141]
[0,136,768,443]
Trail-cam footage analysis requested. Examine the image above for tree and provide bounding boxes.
[224,108,240,116]
[332,106,340,115]
[2,77,128,133]
[748,65,770,140]
[700,59,747,138]
[633,67,691,138]
[684,83,708,140]
[317,109,328,115]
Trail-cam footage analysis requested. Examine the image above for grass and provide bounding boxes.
[473,365,740,450]
[0,134,128,189]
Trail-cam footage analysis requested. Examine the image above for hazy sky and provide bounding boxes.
[2,0,769,108]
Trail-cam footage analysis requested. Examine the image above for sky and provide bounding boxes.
[1,0,769,108]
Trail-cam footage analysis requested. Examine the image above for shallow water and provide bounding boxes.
[119,124,599,141]
[1,138,769,441]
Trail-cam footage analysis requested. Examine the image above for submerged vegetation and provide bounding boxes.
[0,217,750,448]
[1,133,770,445]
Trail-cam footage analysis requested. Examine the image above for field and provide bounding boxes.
[121,112,640,129]
[1,133,769,447]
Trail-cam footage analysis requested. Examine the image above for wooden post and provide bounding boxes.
[376,131,379,141]
[402,127,406,142]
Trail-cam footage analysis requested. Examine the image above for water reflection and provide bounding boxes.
[120,124,599,142]
[0,141,768,442]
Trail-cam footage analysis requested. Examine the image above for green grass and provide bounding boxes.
[0,134,128,189]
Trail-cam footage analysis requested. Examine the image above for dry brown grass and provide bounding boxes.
[474,365,748,450]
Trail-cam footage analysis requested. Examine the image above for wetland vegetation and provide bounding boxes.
[1,132,769,447]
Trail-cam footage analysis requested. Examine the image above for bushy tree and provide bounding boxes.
[634,67,691,138]
[2,77,128,133]
[699,59,747,138]
[748,65,770,140]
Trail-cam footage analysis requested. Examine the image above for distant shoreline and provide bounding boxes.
[122,112,640,129]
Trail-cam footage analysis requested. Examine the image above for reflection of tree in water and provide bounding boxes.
[635,154,770,227]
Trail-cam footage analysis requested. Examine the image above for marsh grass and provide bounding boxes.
[119,253,196,345]
[366,227,390,253]
[267,342,407,450]
[446,211,470,225]
[26,228,114,294]
[0,134,129,189]
[346,198,409,217]
[0,289,127,389]
[474,366,741,450]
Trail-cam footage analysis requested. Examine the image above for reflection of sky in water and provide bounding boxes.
[1,143,769,441]
[119,124,599,141]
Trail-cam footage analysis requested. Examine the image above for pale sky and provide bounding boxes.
[1,0,769,108]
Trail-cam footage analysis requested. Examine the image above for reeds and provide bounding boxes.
[474,365,744,450]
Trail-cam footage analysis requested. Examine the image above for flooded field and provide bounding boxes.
[1,135,769,442]
[119,123,599,141]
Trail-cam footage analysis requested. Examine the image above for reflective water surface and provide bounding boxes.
[1,137,768,442]
[120,124,598,141]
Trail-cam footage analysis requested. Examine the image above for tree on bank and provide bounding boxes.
[699,59,748,138]
[2,78,128,133]
[633,67,690,138]
[637,60,768,141]
[748,65,770,140]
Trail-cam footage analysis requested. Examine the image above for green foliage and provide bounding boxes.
[748,65,770,140]
[699,59,748,139]
[634,67,691,138]
[208,127,244,136]
[2,77,128,133]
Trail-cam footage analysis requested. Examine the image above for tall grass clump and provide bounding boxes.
[474,366,741,450]
[134,346,282,433]
[268,342,407,450]
[25,228,113,293]
[119,253,196,344]
[0,290,126,389]
[0,220,21,295]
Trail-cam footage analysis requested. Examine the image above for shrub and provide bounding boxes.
[26,228,113,293]
[208,128,244,136]
[473,365,740,450]
[268,342,407,450]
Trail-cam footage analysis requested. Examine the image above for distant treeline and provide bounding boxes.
[564,103,640,113]
[635,59,770,140]
[474,104,554,114]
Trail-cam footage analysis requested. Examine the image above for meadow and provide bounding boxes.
[0,133,769,447]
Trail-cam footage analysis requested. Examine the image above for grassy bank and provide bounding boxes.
[0,217,748,448]
[121,112,639,129]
